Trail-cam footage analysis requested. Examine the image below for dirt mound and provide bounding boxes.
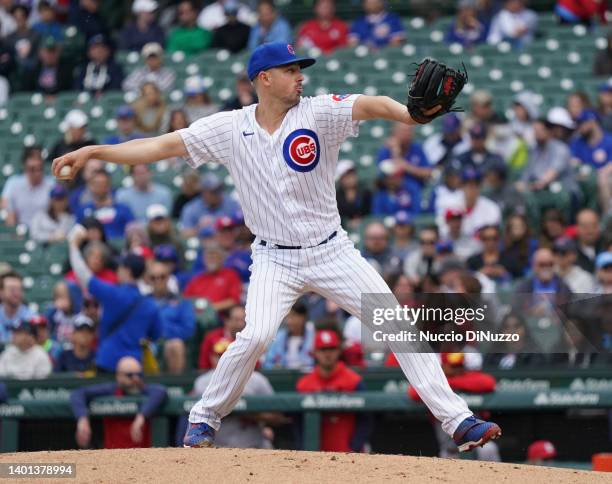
[0,447,605,483]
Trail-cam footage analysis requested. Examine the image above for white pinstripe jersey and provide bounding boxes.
[178,94,361,246]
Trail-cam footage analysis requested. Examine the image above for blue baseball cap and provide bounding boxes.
[596,251,612,270]
[598,81,612,93]
[119,253,146,279]
[154,244,179,263]
[436,240,454,253]
[199,225,215,238]
[394,210,413,226]
[247,42,316,81]
[116,104,135,119]
[576,109,600,124]
[461,167,482,183]
[442,113,461,134]
[50,184,68,199]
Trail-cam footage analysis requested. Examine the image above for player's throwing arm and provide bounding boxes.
[51,132,188,181]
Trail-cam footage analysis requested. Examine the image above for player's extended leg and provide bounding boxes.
[185,247,303,447]
[304,230,500,449]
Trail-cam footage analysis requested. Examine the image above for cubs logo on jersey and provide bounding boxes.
[332,94,352,102]
[282,129,320,172]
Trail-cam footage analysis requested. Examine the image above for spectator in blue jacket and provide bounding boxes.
[348,0,405,49]
[118,0,166,52]
[377,122,431,208]
[248,0,292,50]
[372,169,421,217]
[263,301,315,369]
[69,226,161,373]
[149,261,195,374]
[76,170,135,240]
[70,356,167,449]
[570,109,612,169]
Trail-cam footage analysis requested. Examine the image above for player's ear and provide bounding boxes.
[259,70,271,86]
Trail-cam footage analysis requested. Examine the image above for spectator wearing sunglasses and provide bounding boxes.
[70,356,167,449]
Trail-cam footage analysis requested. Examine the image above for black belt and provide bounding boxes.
[259,231,337,249]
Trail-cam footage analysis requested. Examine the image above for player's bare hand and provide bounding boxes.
[52,146,94,180]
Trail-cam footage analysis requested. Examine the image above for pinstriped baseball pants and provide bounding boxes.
[189,228,472,436]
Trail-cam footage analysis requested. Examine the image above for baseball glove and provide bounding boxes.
[407,58,468,124]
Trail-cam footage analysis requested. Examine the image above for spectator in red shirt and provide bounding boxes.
[198,304,246,370]
[296,0,349,54]
[183,239,242,312]
[70,356,167,449]
[296,330,372,452]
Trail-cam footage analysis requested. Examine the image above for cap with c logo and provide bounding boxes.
[247,42,316,81]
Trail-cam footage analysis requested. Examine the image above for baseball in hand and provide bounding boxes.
[59,165,72,178]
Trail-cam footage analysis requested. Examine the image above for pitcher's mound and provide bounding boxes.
[0,447,606,483]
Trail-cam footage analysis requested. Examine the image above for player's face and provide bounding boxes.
[266,64,304,105]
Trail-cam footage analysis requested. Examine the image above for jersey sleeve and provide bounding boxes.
[311,94,361,147]
[177,111,235,168]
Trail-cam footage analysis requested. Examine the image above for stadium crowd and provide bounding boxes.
[0,0,609,453]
